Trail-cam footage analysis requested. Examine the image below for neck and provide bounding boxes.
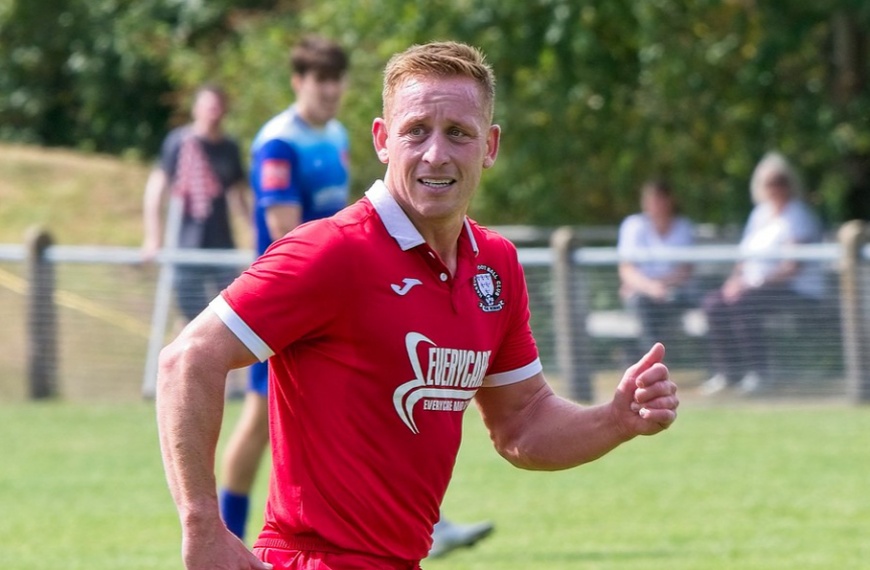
[410,214,464,276]
[192,121,221,141]
[296,105,327,128]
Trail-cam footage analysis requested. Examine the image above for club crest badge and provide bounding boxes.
[473,264,504,313]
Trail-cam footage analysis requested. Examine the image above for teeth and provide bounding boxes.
[421,178,452,187]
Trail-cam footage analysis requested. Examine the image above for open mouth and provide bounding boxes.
[420,178,455,189]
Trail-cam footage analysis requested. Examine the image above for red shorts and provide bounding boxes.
[253,536,422,570]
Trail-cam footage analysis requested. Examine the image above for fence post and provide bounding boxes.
[838,220,870,404]
[26,226,57,399]
[550,226,593,402]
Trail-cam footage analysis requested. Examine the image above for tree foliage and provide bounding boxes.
[1,0,868,225]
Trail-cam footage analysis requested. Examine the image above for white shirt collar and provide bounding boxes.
[365,180,479,255]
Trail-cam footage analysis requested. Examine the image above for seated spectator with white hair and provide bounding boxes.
[699,151,824,396]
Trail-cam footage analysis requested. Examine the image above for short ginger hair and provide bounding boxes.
[381,41,496,123]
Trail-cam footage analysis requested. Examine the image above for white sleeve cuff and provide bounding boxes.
[483,358,543,387]
[208,296,274,362]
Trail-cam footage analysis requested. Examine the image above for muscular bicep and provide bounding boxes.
[474,372,552,459]
[172,307,261,373]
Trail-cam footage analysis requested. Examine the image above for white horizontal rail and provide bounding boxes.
[0,245,256,266]
[0,241,865,267]
[576,242,843,266]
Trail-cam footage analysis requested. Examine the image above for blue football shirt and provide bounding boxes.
[249,104,350,255]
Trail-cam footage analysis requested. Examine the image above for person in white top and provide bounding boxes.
[700,152,823,396]
[618,180,696,359]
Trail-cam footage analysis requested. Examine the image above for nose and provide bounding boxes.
[321,79,343,101]
[422,132,449,166]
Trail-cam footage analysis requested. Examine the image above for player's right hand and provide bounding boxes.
[182,525,273,570]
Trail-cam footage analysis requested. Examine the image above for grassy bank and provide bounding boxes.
[0,144,151,245]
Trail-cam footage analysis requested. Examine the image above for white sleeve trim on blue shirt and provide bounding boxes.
[208,296,274,362]
[483,358,544,387]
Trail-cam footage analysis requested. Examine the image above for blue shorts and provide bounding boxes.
[249,360,269,396]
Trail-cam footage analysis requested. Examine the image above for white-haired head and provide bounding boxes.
[749,151,804,205]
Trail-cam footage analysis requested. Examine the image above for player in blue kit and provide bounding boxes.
[218,35,351,542]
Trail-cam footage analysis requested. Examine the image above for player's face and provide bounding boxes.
[293,71,347,127]
[192,90,226,129]
[372,75,500,230]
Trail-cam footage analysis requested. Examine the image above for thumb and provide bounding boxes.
[618,343,665,392]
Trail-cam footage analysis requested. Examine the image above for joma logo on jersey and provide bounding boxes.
[393,332,491,434]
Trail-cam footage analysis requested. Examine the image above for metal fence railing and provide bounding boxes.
[2,222,870,404]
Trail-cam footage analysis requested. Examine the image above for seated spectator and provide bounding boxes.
[617,180,696,359]
[699,152,824,396]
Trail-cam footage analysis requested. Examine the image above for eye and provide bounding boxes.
[448,127,465,138]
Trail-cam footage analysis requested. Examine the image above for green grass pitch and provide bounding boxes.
[1,400,869,569]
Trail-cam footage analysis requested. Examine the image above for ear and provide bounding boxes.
[482,124,501,169]
[290,73,301,94]
[372,118,389,164]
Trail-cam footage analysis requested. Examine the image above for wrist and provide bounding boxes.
[179,501,223,532]
[607,400,637,445]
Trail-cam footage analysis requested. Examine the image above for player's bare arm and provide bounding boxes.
[474,343,677,471]
[265,203,302,241]
[229,180,253,223]
[156,309,269,570]
[142,167,169,259]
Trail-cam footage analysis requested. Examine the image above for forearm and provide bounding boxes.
[478,377,634,472]
[496,393,632,471]
[143,169,168,249]
[619,263,661,297]
[156,339,227,528]
[760,260,799,286]
[265,204,302,242]
[230,183,252,222]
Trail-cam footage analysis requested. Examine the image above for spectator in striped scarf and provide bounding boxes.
[142,84,250,323]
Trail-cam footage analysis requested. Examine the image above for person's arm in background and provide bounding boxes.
[228,180,252,224]
[226,180,254,250]
[618,262,672,301]
[265,204,302,241]
[142,167,170,261]
[252,143,303,242]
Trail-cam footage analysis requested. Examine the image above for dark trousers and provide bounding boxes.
[174,264,238,321]
[625,291,694,360]
[702,284,808,382]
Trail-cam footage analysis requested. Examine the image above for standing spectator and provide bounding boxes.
[699,151,824,396]
[617,180,696,359]
[142,84,249,323]
[156,40,678,570]
[217,35,494,557]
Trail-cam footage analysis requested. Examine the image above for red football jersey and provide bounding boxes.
[212,180,542,561]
